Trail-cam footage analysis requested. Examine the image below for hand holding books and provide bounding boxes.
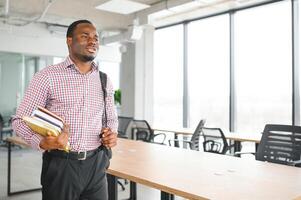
[41,124,70,152]
[22,106,70,152]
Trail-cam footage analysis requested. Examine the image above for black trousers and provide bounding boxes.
[41,148,110,200]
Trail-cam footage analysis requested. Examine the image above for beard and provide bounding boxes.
[75,52,97,62]
[80,54,96,62]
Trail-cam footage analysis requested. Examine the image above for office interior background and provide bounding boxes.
[0,0,299,140]
[1,0,301,199]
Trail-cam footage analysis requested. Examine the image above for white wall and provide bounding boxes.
[98,45,121,63]
[119,26,154,123]
[0,22,67,57]
[120,43,136,117]
[134,25,154,123]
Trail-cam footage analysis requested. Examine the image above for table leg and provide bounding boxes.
[255,143,259,152]
[107,174,118,200]
[7,141,11,195]
[161,191,174,200]
[128,181,137,200]
[174,134,179,147]
[234,141,242,152]
[7,141,42,196]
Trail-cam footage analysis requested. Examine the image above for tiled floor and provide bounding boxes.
[0,144,183,200]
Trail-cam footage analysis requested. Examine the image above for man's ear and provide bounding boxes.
[66,37,72,47]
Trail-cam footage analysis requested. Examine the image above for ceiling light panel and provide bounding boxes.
[95,0,150,15]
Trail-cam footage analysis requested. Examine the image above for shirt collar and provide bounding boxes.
[63,56,99,72]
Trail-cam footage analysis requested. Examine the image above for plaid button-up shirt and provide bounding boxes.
[12,56,118,152]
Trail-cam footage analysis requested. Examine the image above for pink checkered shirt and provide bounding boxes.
[12,56,118,152]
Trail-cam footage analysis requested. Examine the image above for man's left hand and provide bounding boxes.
[101,127,118,148]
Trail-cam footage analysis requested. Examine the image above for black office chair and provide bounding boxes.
[255,124,301,167]
[117,116,134,139]
[132,119,166,144]
[202,127,234,154]
[0,114,3,142]
[168,119,206,151]
[0,113,3,133]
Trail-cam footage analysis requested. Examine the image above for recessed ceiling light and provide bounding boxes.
[95,0,150,15]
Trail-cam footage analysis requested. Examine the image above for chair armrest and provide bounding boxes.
[292,160,301,167]
[152,132,167,144]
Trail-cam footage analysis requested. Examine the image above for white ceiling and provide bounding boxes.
[148,0,275,27]
[0,0,277,33]
[0,0,163,31]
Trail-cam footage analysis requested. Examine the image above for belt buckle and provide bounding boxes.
[78,151,87,160]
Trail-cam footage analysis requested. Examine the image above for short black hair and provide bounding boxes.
[66,19,93,38]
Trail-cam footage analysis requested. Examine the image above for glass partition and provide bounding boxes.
[0,53,61,124]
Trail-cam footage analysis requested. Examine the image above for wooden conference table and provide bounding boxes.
[7,137,301,200]
[108,138,301,200]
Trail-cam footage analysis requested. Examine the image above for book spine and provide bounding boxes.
[32,110,64,129]
[34,114,63,130]
[37,106,64,122]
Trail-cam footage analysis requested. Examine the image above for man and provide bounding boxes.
[12,20,118,200]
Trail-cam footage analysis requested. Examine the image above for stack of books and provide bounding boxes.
[23,106,70,151]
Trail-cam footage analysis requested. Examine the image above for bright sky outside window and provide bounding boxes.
[235,1,292,133]
[187,14,230,130]
[154,25,184,127]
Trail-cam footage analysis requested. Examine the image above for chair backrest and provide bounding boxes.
[189,119,206,150]
[117,116,134,138]
[0,113,3,131]
[132,119,153,142]
[202,127,229,154]
[256,124,301,166]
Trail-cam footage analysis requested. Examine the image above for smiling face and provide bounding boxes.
[67,23,99,62]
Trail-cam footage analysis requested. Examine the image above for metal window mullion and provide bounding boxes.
[292,0,300,126]
[229,12,235,132]
[183,23,189,128]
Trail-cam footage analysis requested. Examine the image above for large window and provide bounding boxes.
[235,1,292,132]
[187,15,230,129]
[154,25,183,127]
[153,0,294,134]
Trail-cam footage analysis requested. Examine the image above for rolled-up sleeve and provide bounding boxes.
[12,70,50,151]
[104,77,118,133]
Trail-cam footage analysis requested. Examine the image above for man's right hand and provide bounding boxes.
[40,124,70,151]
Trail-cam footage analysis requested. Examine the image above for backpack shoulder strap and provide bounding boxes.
[99,71,107,98]
[99,71,108,127]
